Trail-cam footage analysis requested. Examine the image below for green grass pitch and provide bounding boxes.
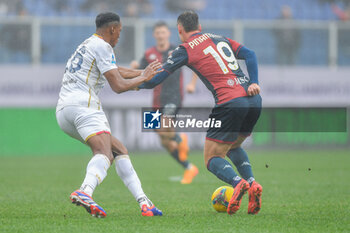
[0,149,349,233]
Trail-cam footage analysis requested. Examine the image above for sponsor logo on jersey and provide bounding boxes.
[234,76,250,85]
[111,54,116,64]
[227,76,250,86]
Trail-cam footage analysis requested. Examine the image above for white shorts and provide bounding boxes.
[56,106,111,143]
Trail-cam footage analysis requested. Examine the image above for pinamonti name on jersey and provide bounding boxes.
[140,32,258,105]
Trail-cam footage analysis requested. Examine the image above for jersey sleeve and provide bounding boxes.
[162,46,188,73]
[94,42,118,74]
[226,38,243,57]
[139,46,188,89]
[235,46,259,84]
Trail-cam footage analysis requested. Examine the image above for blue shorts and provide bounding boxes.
[206,94,262,144]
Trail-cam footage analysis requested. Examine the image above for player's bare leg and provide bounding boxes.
[70,133,112,218]
[156,119,198,184]
[204,139,249,215]
[111,136,162,216]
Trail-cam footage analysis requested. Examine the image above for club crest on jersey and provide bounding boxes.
[227,79,235,87]
[149,53,157,61]
[143,109,162,129]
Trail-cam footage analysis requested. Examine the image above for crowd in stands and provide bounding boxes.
[0,0,349,21]
[0,0,349,65]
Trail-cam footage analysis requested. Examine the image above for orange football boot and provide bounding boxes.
[248,181,263,215]
[70,190,107,218]
[181,165,199,184]
[227,179,249,215]
[141,204,163,216]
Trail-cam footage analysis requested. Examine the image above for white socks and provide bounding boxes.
[80,154,110,196]
[79,154,152,208]
[115,155,153,208]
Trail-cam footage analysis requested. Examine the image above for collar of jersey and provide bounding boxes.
[93,33,103,39]
[185,32,202,42]
[189,32,202,39]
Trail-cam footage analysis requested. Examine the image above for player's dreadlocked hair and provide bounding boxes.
[177,11,199,32]
[95,12,120,29]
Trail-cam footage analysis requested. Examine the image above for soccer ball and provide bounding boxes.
[211,186,234,212]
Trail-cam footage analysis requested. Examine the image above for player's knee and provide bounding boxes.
[204,151,226,167]
[230,136,246,149]
[113,148,128,158]
[204,154,226,170]
[105,153,115,164]
[230,143,240,149]
[115,144,128,155]
[88,135,112,157]
[91,143,110,155]
[204,141,231,166]
[121,147,128,155]
[111,137,129,157]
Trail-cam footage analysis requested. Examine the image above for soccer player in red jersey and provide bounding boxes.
[139,11,262,215]
[131,22,199,184]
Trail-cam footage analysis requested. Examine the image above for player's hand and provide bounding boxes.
[247,83,260,96]
[186,83,196,93]
[130,60,139,69]
[142,60,163,81]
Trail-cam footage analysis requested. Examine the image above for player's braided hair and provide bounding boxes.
[95,12,120,29]
[177,10,199,32]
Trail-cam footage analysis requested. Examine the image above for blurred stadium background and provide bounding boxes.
[0,0,349,156]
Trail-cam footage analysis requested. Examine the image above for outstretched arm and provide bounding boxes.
[139,46,188,89]
[118,66,143,79]
[105,60,162,93]
[138,69,170,89]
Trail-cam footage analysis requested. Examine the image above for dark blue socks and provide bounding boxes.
[227,147,255,185]
[170,149,189,169]
[172,133,182,144]
[207,157,242,188]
